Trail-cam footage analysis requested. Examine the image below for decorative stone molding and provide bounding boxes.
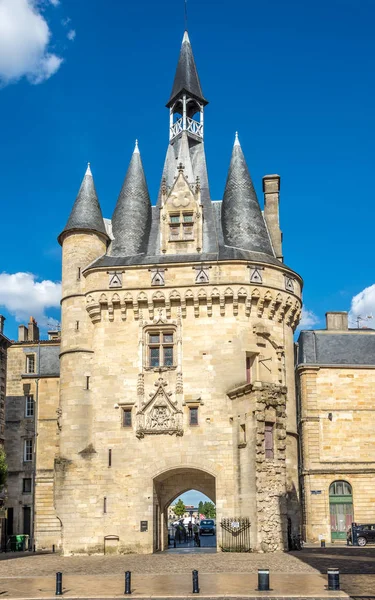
[85,285,301,330]
[150,268,165,286]
[284,275,294,292]
[194,265,211,284]
[248,266,264,284]
[108,271,123,289]
[136,376,183,439]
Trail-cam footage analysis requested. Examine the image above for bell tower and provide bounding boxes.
[167,31,208,142]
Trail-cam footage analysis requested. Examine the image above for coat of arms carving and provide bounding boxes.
[136,376,183,439]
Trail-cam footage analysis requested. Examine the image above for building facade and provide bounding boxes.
[52,30,302,555]
[0,315,11,447]
[168,505,198,522]
[0,315,11,548]
[5,318,60,548]
[296,311,375,543]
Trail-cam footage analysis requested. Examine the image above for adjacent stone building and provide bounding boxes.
[0,316,11,548]
[0,316,10,448]
[5,318,60,547]
[296,312,375,543]
[52,29,302,554]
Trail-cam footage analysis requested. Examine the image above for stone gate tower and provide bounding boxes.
[55,31,302,554]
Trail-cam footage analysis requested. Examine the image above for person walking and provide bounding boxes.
[188,521,193,539]
[193,522,200,547]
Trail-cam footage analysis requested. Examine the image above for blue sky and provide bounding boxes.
[1,0,375,339]
[177,490,212,509]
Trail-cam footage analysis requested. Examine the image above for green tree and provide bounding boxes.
[173,498,186,518]
[203,501,216,518]
[198,501,204,516]
[0,449,7,489]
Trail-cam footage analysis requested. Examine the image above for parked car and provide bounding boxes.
[347,523,375,546]
[199,519,215,535]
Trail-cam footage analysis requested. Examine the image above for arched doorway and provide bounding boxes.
[153,467,216,552]
[329,480,353,541]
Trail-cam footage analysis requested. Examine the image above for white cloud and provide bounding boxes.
[49,0,60,5]
[298,307,320,329]
[0,272,61,327]
[0,0,63,86]
[349,284,375,328]
[67,29,76,41]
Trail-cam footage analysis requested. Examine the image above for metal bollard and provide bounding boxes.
[55,572,63,596]
[257,569,270,591]
[321,539,326,548]
[124,571,131,595]
[174,538,176,548]
[52,544,55,553]
[327,568,340,591]
[33,545,36,552]
[192,570,199,594]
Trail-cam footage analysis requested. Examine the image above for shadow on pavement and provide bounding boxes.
[291,546,375,598]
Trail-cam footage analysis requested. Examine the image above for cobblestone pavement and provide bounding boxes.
[1,546,375,577]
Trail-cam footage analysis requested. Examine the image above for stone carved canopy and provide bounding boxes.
[136,376,183,439]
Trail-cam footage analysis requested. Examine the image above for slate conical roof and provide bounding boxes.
[111,141,152,256]
[58,164,108,245]
[167,31,207,107]
[221,134,274,256]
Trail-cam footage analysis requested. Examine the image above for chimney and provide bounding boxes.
[0,315,4,335]
[326,311,348,331]
[263,174,283,262]
[18,325,28,342]
[28,317,39,342]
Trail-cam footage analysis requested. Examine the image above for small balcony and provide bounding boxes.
[170,117,203,141]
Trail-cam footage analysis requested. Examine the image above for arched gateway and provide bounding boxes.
[52,29,302,555]
[153,468,216,551]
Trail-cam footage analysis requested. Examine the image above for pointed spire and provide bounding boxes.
[167,30,207,107]
[111,143,151,256]
[221,136,274,256]
[58,163,108,245]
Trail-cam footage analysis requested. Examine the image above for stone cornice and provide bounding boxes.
[302,467,375,475]
[297,363,375,370]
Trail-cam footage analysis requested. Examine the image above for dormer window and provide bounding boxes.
[169,212,194,241]
[160,166,202,255]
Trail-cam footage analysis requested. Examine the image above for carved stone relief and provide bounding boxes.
[284,276,294,292]
[150,268,165,286]
[136,376,183,439]
[108,271,123,289]
[194,265,210,284]
[249,266,264,284]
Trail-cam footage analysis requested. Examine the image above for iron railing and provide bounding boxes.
[220,517,251,552]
